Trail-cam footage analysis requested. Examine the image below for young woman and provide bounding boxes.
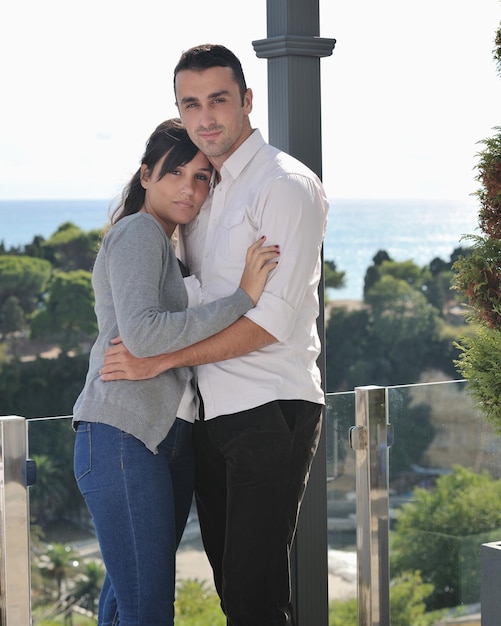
[72,118,278,626]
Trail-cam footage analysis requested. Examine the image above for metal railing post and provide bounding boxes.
[350,386,392,626]
[0,415,35,625]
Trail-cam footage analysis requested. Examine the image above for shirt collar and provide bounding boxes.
[220,128,265,182]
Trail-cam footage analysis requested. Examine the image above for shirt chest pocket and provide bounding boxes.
[222,206,247,229]
[221,206,259,260]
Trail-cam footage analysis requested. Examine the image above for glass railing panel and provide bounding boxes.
[26,415,219,625]
[325,392,357,609]
[25,404,358,622]
[27,416,98,625]
[387,380,501,624]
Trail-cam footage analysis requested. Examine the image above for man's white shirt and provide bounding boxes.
[179,129,329,420]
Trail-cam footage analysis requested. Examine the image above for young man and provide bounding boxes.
[101,44,329,626]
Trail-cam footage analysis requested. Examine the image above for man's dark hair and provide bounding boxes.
[174,44,248,105]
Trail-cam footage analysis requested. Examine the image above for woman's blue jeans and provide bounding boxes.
[74,418,195,626]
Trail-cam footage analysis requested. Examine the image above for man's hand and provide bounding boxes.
[100,318,276,381]
[100,337,171,381]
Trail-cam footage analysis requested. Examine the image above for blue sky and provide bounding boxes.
[1,0,500,201]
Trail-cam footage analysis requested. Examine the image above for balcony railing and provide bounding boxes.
[1,380,501,625]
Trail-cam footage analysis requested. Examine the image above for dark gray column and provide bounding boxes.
[253,3,335,624]
[253,0,336,177]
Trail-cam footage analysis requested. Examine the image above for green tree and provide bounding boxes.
[0,352,89,418]
[0,294,26,333]
[325,306,372,391]
[377,258,431,290]
[175,579,225,625]
[454,324,501,434]
[24,234,50,261]
[326,252,462,392]
[424,268,455,315]
[30,454,68,526]
[388,398,435,480]
[28,415,86,527]
[453,19,501,430]
[389,571,437,626]
[328,571,439,626]
[363,249,391,296]
[66,560,105,617]
[367,276,444,384]
[38,543,79,600]
[31,270,97,352]
[42,223,101,272]
[0,255,52,314]
[391,465,501,609]
[324,259,345,290]
[328,597,357,626]
[425,250,471,315]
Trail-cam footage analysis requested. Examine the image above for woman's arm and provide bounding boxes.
[105,216,277,358]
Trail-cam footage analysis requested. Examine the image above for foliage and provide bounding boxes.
[363,249,391,296]
[424,267,459,314]
[452,234,501,328]
[328,596,357,625]
[31,270,97,353]
[0,352,89,418]
[42,223,102,272]
[0,295,26,333]
[33,615,95,626]
[368,278,444,384]
[0,226,101,338]
[324,259,345,290]
[175,579,225,626]
[454,324,501,433]
[0,254,52,314]
[389,571,439,626]
[66,560,105,617]
[30,454,69,526]
[388,398,435,480]
[326,264,456,391]
[496,24,501,76]
[378,258,431,290]
[38,543,80,600]
[328,571,439,626]
[452,20,501,429]
[27,411,84,528]
[391,465,501,609]
[476,130,501,239]
[31,523,48,606]
[325,306,372,391]
[32,552,103,624]
[0,357,89,526]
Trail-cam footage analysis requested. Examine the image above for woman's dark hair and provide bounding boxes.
[111,118,201,224]
[173,44,248,105]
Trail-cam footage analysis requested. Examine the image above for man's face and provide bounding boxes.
[175,66,253,168]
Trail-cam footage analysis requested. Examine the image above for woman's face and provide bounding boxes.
[140,150,211,237]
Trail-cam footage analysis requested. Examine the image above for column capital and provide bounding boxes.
[252,35,336,59]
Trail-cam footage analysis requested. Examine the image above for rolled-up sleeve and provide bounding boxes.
[245,173,328,342]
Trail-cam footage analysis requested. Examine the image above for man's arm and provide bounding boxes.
[100,317,277,381]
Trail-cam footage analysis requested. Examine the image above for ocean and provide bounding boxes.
[0,197,480,301]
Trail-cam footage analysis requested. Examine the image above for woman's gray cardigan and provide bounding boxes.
[72,213,253,453]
